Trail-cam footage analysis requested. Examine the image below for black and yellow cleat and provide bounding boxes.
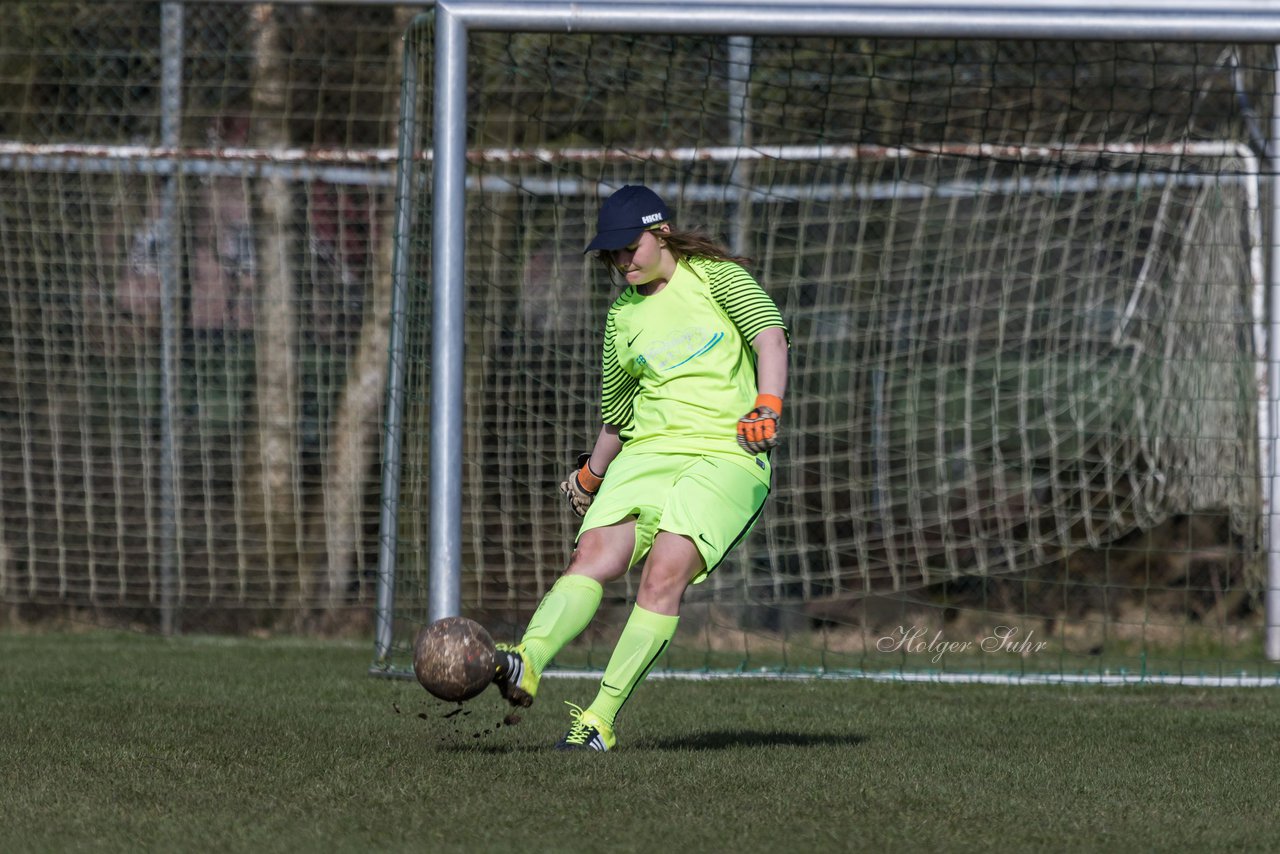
[554,703,615,751]
[492,643,538,708]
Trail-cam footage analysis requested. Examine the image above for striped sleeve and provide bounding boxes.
[704,259,790,345]
[599,303,640,427]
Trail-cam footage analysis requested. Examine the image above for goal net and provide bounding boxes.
[391,29,1270,680]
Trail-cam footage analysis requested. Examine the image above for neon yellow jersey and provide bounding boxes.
[599,256,788,461]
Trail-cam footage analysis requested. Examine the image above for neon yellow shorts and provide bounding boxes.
[578,450,771,583]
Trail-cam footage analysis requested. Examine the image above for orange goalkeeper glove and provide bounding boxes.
[559,452,604,517]
[737,394,783,454]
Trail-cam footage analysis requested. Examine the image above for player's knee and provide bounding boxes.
[566,539,627,584]
[636,558,690,602]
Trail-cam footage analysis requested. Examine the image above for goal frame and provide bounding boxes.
[374,0,1280,670]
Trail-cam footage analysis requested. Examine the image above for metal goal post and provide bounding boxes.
[374,0,1280,670]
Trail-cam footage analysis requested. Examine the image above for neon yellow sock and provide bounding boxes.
[586,605,678,729]
[520,574,603,675]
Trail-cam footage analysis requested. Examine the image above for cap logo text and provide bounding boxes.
[641,212,664,224]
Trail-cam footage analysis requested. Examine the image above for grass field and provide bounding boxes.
[2,631,1277,853]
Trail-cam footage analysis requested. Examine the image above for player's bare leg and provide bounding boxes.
[634,531,703,616]
[565,519,638,585]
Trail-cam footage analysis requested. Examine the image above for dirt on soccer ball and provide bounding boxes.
[413,616,496,702]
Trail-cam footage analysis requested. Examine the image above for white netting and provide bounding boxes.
[391,34,1266,612]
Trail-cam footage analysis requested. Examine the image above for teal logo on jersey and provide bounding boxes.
[640,328,724,373]
[668,332,724,369]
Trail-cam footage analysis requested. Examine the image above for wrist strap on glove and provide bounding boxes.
[576,454,604,494]
[754,393,783,416]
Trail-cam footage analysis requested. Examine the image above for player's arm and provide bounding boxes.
[704,261,791,453]
[561,304,634,516]
[752,326,789,401]
[585,424,624,475]
[738,326,789,453]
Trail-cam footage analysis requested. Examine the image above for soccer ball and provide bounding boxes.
[413,616,496,702]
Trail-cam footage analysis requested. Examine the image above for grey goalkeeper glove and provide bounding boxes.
[559,452,604,517]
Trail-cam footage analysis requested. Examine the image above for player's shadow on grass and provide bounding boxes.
[643,730,866,751]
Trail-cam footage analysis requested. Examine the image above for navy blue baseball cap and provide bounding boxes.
[584,185,671,253]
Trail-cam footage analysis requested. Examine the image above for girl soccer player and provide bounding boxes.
[493,185,790,750]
